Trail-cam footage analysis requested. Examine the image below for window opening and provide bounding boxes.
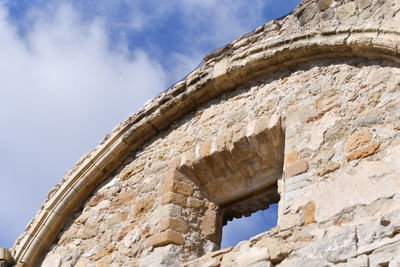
[221,203,278,248]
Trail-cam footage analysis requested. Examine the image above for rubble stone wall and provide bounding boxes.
[9,0,400,266]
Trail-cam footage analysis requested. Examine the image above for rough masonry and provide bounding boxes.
[4,0,400,266]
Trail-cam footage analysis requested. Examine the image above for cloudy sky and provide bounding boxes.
[0,0,301,249]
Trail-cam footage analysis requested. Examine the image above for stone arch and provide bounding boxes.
[10,4,400,266]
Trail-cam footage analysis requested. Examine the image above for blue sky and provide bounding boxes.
[0,0,301,249]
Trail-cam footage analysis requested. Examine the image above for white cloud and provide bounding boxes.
[0,2,167,248]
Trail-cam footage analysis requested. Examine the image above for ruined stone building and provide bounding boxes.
[2,0,400,266]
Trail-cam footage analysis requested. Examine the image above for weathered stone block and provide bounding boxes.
[187,197,204,209]
[369,242,400,267]
[147,231,184,247]
[291,227,357,263]
[119,160,145,181]
[317,162,340,176]
[160,217,188,233]
[200,210,220,242]
[346,142,380,161]
[117,222,137,241]
[357,210,400,255]
[221,242,271,267]
[318,0,332,11]
[162,168,187,183]
[345,131,373,153]
[77,222,99,239]
[133,196,155,218]
[163,181,194,196]
[162,191,186,207]
[87,192,107,207]
[255,237,293,262]
[89,245,115,261]
[358,0,372,10]
[285,150,298,165]
[109,190,135,212]
[337,2,357,20]
[285,160,309,178]
[304,202,316,225]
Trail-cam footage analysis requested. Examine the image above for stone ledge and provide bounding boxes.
[147,231,184,247]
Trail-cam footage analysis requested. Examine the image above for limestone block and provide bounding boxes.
[119,159,145,181]
[290,227,357,264]
[147,231,184,247]
[89,245,115,261]
[285,172,311,187]
[140,245,181,267]
[285,151,298,165]
[369,242,400,267]
[277,257,329,267]
[105,212,129,227]
[200,210,220,242]
[298,3,318,26]
[186,197,204,209]
[346,142,380,161]
[160,217,188,234]
[344,131,373,153]
[278,213,301,231]
[108,190,135,212]
[318,0,332,11]
[317,162,340,176]
[161,192,186,207]
[87,192,107,207]
[304,202,316,225]
[150,204,182,222]
[314,89,342,111]
[97,255,112,267]
[285,178,309,193]
[358,0,372,10]
[337,255,369,267]
[134,196,155,218]
[162,169,187,183]
[118,222,138,241]
[221,242,271,267]
[163,181,194,196]
[354,108,383,127]
[77,221,99,239]
[212,59,235,91]
[285,160,309,178]
[389,254,400,267]
[357,210,400,255]
[255,237,293,262]
[285,187,306,201]
[337,2,357,20]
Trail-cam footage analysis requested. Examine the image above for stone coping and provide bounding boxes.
[11,20,400,267]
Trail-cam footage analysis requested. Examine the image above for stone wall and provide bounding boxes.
[39,58,400,266]
[8,0,400,266]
